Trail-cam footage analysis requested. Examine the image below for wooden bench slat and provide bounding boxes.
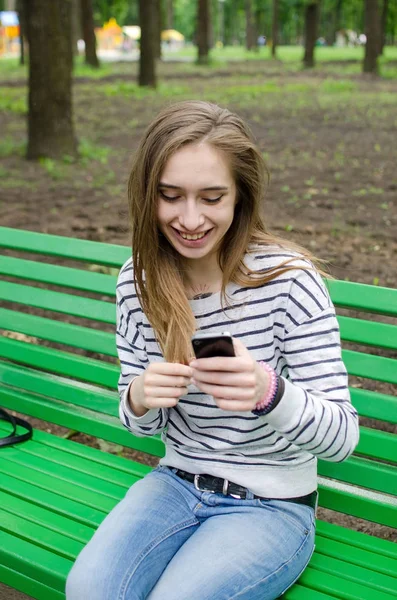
[0,386,165,456]
[0,280,115,323]
[0,529,72,593]
[0,509,83,561]
[316,520,397,560]
[356,427,396,463]
[342,348,397,385]
[318,455,397,496]
[300,564,397,600]
[0,225,130,267]
[350,388,396,423]
[318,484,397,529]
[314,536,397,578]
[0,255,118,295]
[0,491,95,545]
[338,315,397,350]
[0,564,65,600]
[326,279,397,317]
[285,583,341,600]
[0,337,118,389]
[0,307,116,356]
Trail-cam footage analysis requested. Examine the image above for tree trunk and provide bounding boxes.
[139,0,157,86]
[271,0,279,58]
[363,0,381,73]
[245,0,256,51]
[71,0,80,58]
[154,0,162,60]
[326,0,342,46]
[24,0,78,160]
[165,0,173,30]
[197,0,210,65]
[379,0,389,55]
[81,0,99,67]
[303,2,319,68]
[16,0,25,65]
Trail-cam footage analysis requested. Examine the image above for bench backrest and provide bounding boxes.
[0,226,396,529]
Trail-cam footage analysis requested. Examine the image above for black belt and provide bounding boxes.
[174,469,317,509]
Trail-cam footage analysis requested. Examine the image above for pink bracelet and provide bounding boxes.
[254,361,278,412]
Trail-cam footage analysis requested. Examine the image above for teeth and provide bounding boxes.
[179,231,206,240]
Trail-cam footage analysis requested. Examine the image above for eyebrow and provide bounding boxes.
[158,182,229,192]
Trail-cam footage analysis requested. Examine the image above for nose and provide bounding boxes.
[178,200,205,232]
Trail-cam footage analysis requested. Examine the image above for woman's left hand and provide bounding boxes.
[189,338,270,412]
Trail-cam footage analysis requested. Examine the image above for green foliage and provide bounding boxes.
[0,88,27,114]
[100,82,188,98]
[0,137,25,158]
[78,139,111,165]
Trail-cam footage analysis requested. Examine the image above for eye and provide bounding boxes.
[203,195,223,204]
[160,191,180,201]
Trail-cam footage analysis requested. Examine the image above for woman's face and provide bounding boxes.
[157,142,237,266]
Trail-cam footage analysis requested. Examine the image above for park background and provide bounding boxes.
[0,4,396,596]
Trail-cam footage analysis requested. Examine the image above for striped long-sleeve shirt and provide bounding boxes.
[116,247,359,498]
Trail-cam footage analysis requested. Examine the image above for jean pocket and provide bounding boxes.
[258,499,316,537]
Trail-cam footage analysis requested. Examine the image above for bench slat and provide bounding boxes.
[0,280,115,323]
[0,385,165,457]
[327,279,397,317]
[316,520,396,560]
[0,529,72,593]
[350,388,396,423]
[0,564,65,600]
[0,337,118,389]
[0,225,130,267]
[338,315,397,350]
[318,455,397,496]
[356,427,396,463]
[0,307,116,356]
[342,348,397,385]
[0,255,118,295]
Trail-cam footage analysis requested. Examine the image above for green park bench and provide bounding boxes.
[0,225,396,600]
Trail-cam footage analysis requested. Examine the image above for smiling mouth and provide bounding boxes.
[173,229,211,241]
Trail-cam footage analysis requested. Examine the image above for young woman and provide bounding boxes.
[66,101,359,600]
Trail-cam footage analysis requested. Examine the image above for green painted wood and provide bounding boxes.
[0,307,116,356]
[317,484,397,528]
[314,535,397,579]
[342,348,397,384]
[0,337,118,389]
[350,387,397,423]
[309,552,396,595]
[318,455,397,496]
[356,427,396,463]
[0,280,116,323]
[0,564,65,600]
[285,583,337,600]
[0,491,95,545]
[0,255,118,295]
[0,385,165,457]
[0,226,130,267]
[338,314,397,350]
[0,529,72,593]
[326,279,397,317]
[316,520,397,560]
[299,565,396,600]
[0,360,119,416]
[0,509,84,561]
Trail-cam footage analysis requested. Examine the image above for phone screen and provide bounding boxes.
[192,335,235,359]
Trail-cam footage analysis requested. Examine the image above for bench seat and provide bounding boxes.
[1,424,396,600]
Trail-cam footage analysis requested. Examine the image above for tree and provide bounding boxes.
[139,0,157,86]
[363,0,381,73]
[16,0,25,65]
[245,0,256,50]
[165,0,174,29]
[197,0,210,64]
[303,1,320,68]
[81,0,99,67]
[24,0,77,160]
[271,0,279,58]
[380,0,389,55]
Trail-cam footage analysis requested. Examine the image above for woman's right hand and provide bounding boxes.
[128,362,193,416]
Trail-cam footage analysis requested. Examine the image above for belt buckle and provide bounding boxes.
[194,474,216,494]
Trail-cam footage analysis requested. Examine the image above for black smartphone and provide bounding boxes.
[192,331,235,359]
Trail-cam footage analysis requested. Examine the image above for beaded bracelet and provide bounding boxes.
[252,361,280,416]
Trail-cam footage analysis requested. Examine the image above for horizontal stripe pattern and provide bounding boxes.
[115,249,359,494]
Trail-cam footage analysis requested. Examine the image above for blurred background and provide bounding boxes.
[0,0,396,288]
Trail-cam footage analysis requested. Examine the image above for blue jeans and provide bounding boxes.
[66,466,315,600]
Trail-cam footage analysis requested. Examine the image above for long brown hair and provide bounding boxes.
[128,101,326,363]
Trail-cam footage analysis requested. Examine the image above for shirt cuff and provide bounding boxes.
[120,378,162,425]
